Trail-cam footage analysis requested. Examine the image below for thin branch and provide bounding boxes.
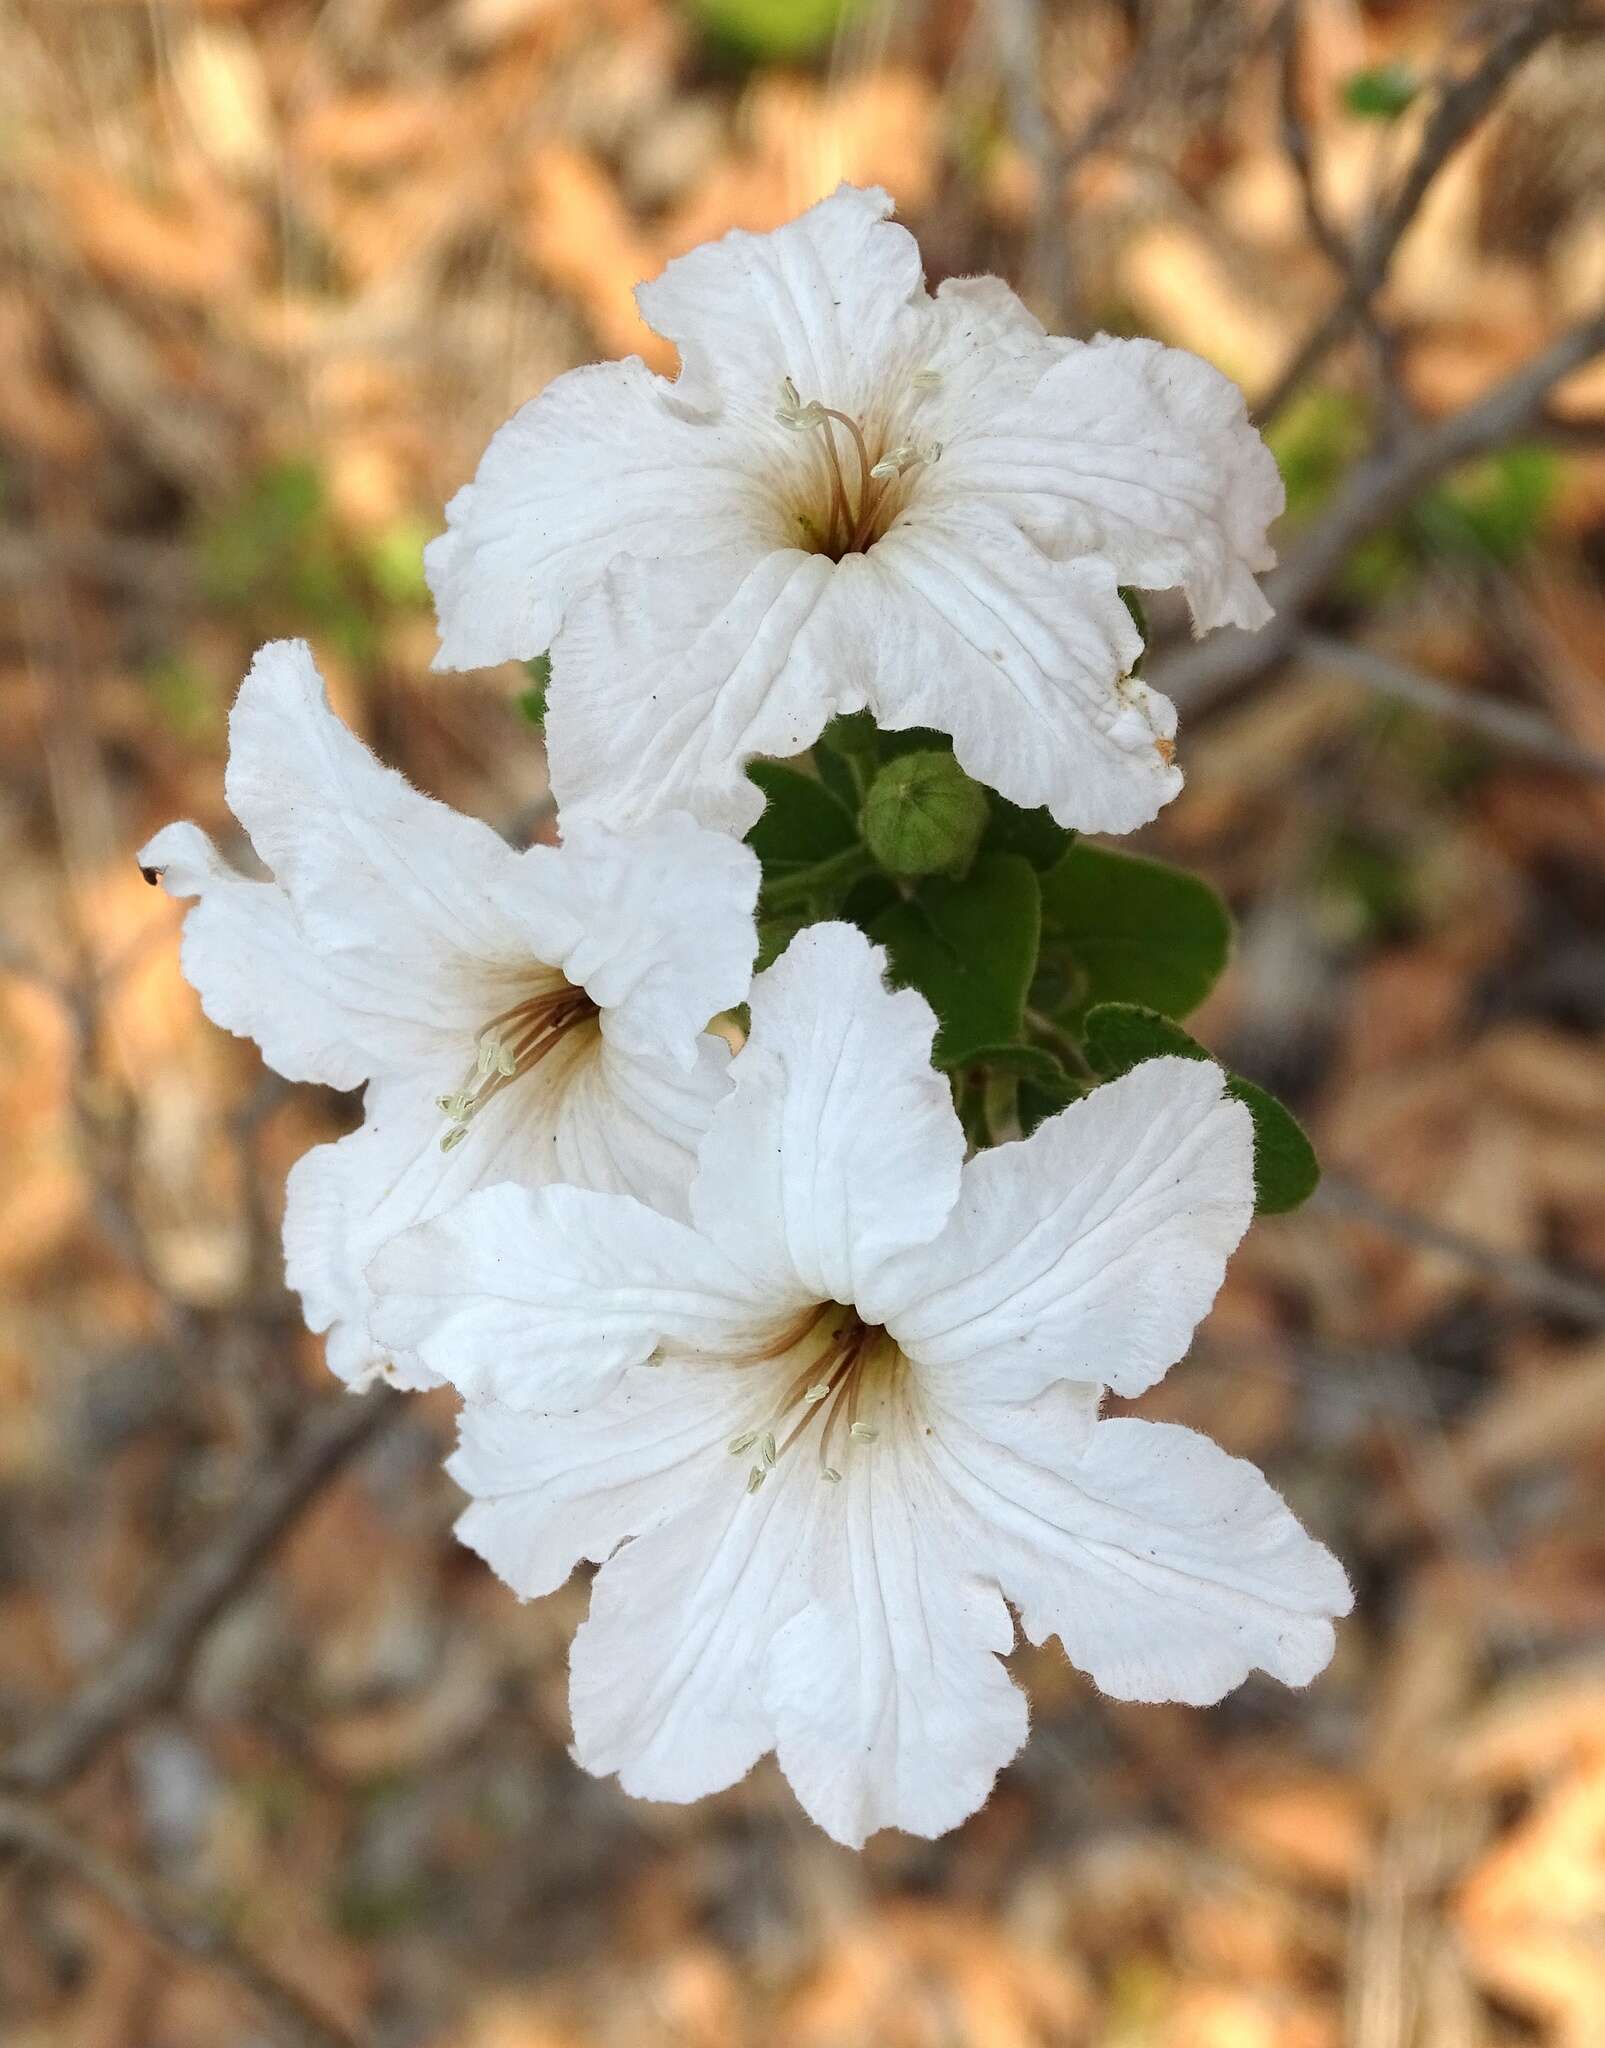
[0,1794,366,2048]
[1300,632,1605,778]
[1256,0,1580,428]
[1,1391,394,1795]
[1274,0,1406,433]
[1152,301,1605,715]
[1313,1174,1605,1327]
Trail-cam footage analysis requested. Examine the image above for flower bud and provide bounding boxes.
[862,750,988,878]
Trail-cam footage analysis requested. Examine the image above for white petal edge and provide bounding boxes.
[866,1057,1255,1401]
[365,1181,767,1410]
[554,812,759,1067]
[927,1410,1352,1704]
[690,922,965,1305]
[139,821,375,1091]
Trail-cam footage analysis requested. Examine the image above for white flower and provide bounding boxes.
[368,922,1349,1847]
[139,639,758,1391]
[427,183,1282,839]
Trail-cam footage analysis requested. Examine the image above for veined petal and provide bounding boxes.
[938,334,1284,634]
[635,183,927,418]
[427,358,765,673]
[365,1181,767,1410]
[569,1448,820,1806]
[139,821,390,1090]
[867,1058,1254,1402]
[691,923,964,1304]
[927,1411,1352,1703]
[765,1374,1027,1847]
[857,506,1179,833]
[547,542,839,836]
[286,1031,734,1392]
[554,813,758,1067]
[224,642,562,1002]
[449,1354,762,1601]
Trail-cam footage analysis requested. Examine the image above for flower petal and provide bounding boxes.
[938,334,1284,634]
[366,1181,765,1409]
[858,505,1178,833]
[449,1354,762,1600]
[691,923,964,1304]
[139,821,382,1090]
[568,1450,820,1807]
[224,641,561,995]
[554,812,758,1066]
[286,1030,734,1391]
[865,1058,1255,1401]
[427,359,765,672]
[927,1410,1352,1703]
[547,541,839,835]
[764,1380,1027,1847]
[635,183,926,416]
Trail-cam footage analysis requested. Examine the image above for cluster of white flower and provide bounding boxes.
[143,186,1349,1847]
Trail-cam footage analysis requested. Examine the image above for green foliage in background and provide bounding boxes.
[686,0,859,64]
[1339,62,1419,121]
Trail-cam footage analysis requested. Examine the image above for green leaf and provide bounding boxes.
[872,853,1041,1069]
[1081,1003,1319,1215]
[745,761,857,877]
[1340,62,1419,120]
[1040,841,1231,1024]
[517,652,552,726]
[862,750,989,878]
[982,791,1073,872]
[955,1041,1083,1103]
[689,0,859,63]
[818,710,879,759]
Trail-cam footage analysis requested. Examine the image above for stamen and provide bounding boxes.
[746,1466,767,1494]
[732,1311,896,1494]
[435,984,598,1149]
[910,368,941,390]
[728,1430,760,1455]
[849,1421,879,1443]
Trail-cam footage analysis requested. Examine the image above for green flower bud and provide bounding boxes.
[862,750,988,878]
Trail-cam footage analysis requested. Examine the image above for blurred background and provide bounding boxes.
[3,1,1605,2043]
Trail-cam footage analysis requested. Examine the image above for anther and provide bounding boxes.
[439,1125,469,1154]
[803,1382,831,1404]
[910,368,942,390]
[759,1433,777,1469]
[746,1466,767,1494]
[728,1430,760,1456]
[869,444,919,480]
[849,1421,879,1443]
[821,1467,842,1484]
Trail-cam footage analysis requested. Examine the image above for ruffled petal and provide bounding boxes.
[568,1447,820,1807]
[691,923,964,1304]
[553,812,759,1067]
[937,334,1284,634]
[866,1058,1255,1402]
[427,359,766,672]
[139,821,390,1089]
[449,1354,762,1601]
[927,1409,1352,1703]
[855,505,1180,834]
[285,1028,733,1391]
[635,183,927,418]
[546,541,840,836]
[765,1373,1027,1847]
[224,642,561,1006]
[365,1181,767,1409]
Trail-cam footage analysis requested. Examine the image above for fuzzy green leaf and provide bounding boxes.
[872,853,1041,1069]
[1081,1002,1320,1215]
[1040,841,1231,1024]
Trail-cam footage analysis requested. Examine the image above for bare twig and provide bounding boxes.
[0,1794,366,2048]
[1154,301,1605,714]
[1274,0,1406,434]
[1,1392,394,1795]
[1300,632,1605,778]
[1314,1174,1605,1327]
[1256,0,1580,428]
[992,0,1070,325]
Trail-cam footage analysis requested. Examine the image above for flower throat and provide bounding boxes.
[729,1304,894,1491]
[436,985,597,1153]
[776,375,941,560]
